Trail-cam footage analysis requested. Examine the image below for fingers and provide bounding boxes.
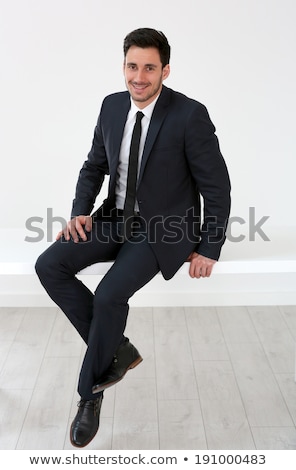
[84,215,92,233]
[189,253,216,279]
[56,230,63,241]
[55,216,92,243]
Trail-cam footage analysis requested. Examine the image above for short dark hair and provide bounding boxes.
[123,28,171,68]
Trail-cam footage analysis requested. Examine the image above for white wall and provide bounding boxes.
[0,0,295,248]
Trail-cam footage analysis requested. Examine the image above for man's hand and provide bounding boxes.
[187,252,216,278]
[56,215,92,243]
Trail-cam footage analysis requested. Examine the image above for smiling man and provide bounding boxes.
[36,28,231,447]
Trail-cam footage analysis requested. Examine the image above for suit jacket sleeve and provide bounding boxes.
[185,103,231,260]
[71,104,109,218]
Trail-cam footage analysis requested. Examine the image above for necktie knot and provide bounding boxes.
[136,110,144,121]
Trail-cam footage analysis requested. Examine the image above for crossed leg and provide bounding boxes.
[35,215,160,399]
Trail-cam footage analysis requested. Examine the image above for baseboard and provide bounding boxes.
[1,270,296,307]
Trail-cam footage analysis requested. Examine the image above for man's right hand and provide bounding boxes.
[56,215,92,243]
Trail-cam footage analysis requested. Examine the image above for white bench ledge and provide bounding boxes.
[1,259,296,276]
[79,259,296,276]
[1,227,296,276]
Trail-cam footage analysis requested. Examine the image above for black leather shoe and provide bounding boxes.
[92,339,143,394]
[70,395,103,447]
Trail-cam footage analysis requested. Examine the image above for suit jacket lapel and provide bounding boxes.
[138,86,171,186]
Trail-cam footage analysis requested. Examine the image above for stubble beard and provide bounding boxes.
[127,77,163,106]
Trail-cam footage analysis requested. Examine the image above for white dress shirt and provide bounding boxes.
[115,95,159,211]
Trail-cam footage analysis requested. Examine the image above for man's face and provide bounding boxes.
[123,46,170,108]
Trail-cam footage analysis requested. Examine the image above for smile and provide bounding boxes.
[131,83,149,90]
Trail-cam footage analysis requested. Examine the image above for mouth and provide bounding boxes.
[131,83,149,92]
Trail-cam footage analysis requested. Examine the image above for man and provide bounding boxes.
[35,28,231,447]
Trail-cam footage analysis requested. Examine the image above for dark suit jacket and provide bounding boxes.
[71,85,231,279]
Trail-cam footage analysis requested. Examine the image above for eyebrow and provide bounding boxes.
[126,62,158,68]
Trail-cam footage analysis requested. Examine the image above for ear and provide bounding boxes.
[162,64,170,81]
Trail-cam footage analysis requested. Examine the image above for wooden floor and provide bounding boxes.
[0,305,296,450]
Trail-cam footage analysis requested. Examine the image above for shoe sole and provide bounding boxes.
[92,355,143,394]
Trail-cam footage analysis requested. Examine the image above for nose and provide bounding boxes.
[134,69,146,83]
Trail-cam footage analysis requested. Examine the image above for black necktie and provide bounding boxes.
[123,111,144,239]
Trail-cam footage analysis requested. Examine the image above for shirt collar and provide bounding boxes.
[130,93,160,120]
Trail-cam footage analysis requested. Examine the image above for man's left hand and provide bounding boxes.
[187,252,216,278]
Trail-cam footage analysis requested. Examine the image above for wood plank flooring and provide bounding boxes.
[0,305,296,450]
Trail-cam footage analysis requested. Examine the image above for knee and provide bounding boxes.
[93,287,111,311]
[35,249,61,283]
[93,284,128,312]
[35,251,51,281]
